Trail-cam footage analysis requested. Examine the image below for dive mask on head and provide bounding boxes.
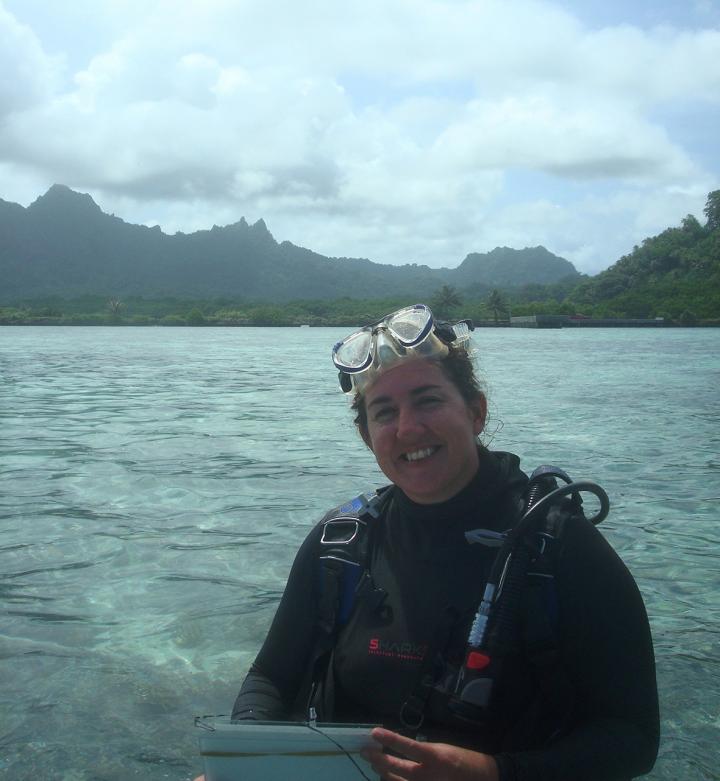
[332,303,474,394]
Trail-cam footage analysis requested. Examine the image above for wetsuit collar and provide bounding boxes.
[392,448,528,527]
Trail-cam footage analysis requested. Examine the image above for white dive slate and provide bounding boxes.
[196,717,380,781]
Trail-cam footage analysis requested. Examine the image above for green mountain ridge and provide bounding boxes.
[2,186,717,323]
[0,184,579,302]
[559,192,720,321]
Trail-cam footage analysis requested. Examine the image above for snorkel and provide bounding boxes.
[332,304,474,395]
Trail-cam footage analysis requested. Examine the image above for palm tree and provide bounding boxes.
[108,298,123,321]
[486,289,509,323]
[430,285,462,319]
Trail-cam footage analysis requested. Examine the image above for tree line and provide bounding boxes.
[2,192,718,326]
[0,292,514,327]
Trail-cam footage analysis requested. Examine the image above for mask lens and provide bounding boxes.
[333,330,373,371]
[387,306,432,346]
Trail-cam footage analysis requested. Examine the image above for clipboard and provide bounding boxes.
[196,716,380,781]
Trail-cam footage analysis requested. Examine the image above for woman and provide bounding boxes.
[227,304,660,780]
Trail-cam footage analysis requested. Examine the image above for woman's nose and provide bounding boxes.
[396,405,423,438]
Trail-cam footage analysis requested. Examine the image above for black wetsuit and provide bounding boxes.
[233,450,659,780]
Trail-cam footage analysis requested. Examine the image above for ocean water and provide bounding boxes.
[0,325,718,780]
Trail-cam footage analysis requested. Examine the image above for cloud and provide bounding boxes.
[577,26,720,104]
[432,95,698,180]
[0,4,61,117]
[0,0,718,273]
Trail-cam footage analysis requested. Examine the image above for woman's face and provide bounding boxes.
[361,359,486,504]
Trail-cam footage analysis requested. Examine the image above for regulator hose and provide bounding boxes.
[453,477,610,717]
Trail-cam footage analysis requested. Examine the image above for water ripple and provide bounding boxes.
[1,326,718,780]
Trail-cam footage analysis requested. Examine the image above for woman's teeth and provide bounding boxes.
[404,447,437,462]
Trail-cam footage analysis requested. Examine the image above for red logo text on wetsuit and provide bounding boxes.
[368,637,427,662]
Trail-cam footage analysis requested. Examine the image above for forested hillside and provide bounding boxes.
[1,190,718,325]
[567,191,720,320]
[0,185,578,302]
[508,191,720,322]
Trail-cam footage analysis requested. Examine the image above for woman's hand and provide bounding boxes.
[362,727,499,781]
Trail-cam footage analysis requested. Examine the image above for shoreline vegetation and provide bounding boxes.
[1,294,717,327]
[2,191,718,327]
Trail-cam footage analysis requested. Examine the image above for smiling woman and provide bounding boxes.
[358,360,485,505]
[214,303,660,781]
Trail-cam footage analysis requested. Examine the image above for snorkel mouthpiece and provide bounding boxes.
[332,304,474,395]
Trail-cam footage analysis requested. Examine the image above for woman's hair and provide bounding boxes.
[351,345,485,437]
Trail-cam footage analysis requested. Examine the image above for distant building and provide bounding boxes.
[510,315,667,328]
[510,315,565,328]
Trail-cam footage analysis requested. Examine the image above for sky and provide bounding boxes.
[1,0,719,275]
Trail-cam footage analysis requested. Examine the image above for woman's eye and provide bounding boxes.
[372,407,395,422]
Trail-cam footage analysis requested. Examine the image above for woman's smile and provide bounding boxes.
[363,360,486,504]
[402,446,440,462]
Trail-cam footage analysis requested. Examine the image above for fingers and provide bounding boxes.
[363,749,420,781]
[364,728,434,780]
[370,727,431,762]
[363,728,499,781]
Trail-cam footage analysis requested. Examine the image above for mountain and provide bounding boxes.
[455,246,580,291]
[565,193,720,320]
[0,185,580,302]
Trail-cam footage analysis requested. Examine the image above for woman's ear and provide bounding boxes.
[471,394,487,436]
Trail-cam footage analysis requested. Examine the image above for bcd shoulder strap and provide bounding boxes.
[316,485,392,631]
[298,486,393,719]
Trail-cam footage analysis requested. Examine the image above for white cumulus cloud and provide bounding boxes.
[0,0,718,273]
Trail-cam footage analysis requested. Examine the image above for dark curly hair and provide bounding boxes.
[351,345,485,438]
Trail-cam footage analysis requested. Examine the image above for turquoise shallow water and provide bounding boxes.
[1,326,718,780]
